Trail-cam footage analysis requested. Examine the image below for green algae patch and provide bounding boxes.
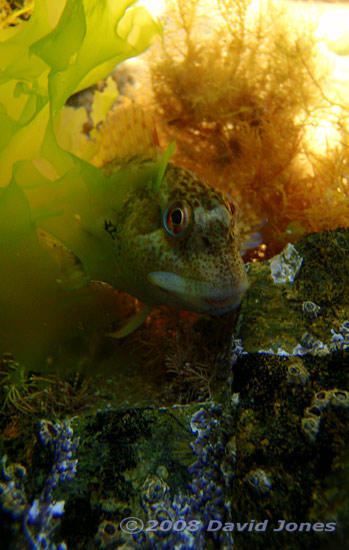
[0,0,161,181]
[0,0,161,369]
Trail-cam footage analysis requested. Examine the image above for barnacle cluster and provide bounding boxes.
[293,325,349,357]
[259,317,349,359]
[149,0,349,257]
[94,406,233,550]
[329,322,349,352]
[301,389,349,443]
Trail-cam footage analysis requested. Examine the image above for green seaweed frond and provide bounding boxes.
[153,141,176,193]
[0,0,162,188]
[0,1,161,369]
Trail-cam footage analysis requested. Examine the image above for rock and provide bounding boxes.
[0,229,348,550]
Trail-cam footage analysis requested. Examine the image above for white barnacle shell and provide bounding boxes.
[301,416,321,443]
[287,361,310,386]
[328,389,349,409]
[269,243,303,284]
[246,469,272,496]
[302,301,321,319]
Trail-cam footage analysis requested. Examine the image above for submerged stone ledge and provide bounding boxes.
[0,228,348,550]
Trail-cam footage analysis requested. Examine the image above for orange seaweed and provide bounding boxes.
[148,0,349,257]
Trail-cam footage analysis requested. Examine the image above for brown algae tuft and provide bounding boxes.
[148,0,349,258]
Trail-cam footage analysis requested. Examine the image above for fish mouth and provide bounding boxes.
[147,271,249,313]
[205,295,240,308]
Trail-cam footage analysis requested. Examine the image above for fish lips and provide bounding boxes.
[147,271,249,314]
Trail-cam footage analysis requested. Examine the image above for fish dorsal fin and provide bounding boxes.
[91,102,161,169]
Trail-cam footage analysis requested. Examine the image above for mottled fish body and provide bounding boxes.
[41,104,249,337]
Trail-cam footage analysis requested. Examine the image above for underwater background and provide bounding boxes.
[0,1,348,549]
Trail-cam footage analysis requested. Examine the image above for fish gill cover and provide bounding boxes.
[0,0,161,367]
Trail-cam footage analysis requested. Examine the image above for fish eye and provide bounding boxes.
[163,201,192,238]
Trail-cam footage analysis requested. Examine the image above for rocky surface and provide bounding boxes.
[0,228,348,550]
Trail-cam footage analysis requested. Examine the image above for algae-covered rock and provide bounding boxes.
[238,228,349,355]
[0,229,348,550]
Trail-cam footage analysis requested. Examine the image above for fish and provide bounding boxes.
[41,103,249,338]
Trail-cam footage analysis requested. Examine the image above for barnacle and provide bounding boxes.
[301,416,321,443]
[95,521,119,549]
[301,388,349,443]
[302,301,321,319]
[269,243,303,284]
[246,468,272,496]
[287,361,310,386]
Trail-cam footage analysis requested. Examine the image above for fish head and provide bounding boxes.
[113,163,249,314]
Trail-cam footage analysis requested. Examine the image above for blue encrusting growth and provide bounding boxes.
[0,419,79,550]
[101,407,235,550]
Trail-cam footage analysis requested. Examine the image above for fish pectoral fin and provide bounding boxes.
[36,228,89,290]
[107,303,153,339]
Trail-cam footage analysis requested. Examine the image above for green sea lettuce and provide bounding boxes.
[0,0,161,186]
[0,0,161,368]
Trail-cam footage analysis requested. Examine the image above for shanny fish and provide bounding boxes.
[40,104,251,337]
